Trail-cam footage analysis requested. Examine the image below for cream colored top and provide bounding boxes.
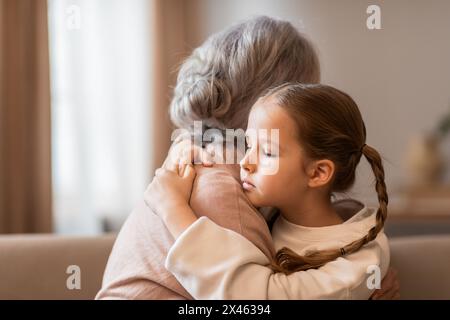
[165,206,390,300]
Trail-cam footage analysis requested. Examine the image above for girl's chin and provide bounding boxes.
[244,191,265,208]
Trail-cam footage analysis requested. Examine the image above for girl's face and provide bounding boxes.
[240,97,311,209]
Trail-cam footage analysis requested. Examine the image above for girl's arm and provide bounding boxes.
[163,216,390,300]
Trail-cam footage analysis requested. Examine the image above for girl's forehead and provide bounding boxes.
[248,98,296,134]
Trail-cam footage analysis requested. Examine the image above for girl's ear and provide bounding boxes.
[307,159,335,188]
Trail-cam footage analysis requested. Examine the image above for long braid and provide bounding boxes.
[339,144,388,257]
[270,143,388,275]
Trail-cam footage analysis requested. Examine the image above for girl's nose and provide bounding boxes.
[240,154,257,173]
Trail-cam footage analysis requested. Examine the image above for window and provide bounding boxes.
[48,0,151,234]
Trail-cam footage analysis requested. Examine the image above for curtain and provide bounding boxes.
[0,0,52,233]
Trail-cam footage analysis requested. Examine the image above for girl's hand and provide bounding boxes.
[145,164,198,239]
[145,163,197,222]
[162,135,215,173]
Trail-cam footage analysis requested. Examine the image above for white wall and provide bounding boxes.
[183,0,450,205]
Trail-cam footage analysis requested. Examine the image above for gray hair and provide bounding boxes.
[170,15,321,131]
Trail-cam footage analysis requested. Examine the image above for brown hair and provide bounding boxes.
[264,83,388,274]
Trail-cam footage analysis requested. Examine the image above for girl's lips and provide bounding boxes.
[242,179,255,190]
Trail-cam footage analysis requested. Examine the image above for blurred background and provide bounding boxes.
[1,0,450,236]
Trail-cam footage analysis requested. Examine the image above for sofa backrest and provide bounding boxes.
[0,233,116,300]
[1,233,449,299]
[389,234,450,299]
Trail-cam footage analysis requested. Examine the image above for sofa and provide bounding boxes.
[0,233,449,300]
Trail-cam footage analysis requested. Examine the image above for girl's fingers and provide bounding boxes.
[377,267,397,294]
[183,163,196,179]
[165,157,179,173]
[191,145,214,166]
[372,280,400,300]
[180,146,214,167]
[178,159,187,177]
[178,152,194,176]
[165,139,190,170]
[202,150,215,166]
[166,140,215,171]
[201,149,214,166]
[203,144,216,166]
[374,288,396,300]
[155,167,177,178]
[190,147,201,164]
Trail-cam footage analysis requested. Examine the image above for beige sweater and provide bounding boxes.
[165,206,390,299]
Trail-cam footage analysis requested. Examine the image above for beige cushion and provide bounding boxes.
[0,233,115,300]
[389,235,450,299]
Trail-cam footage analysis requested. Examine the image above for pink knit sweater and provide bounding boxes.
[96,164,275,299]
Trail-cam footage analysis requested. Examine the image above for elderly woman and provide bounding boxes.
[96,16,399,300]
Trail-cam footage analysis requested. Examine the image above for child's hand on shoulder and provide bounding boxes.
[162,134,214,170]
[145,162,197,220]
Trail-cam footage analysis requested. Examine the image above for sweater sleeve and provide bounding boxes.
[165,217,388,300]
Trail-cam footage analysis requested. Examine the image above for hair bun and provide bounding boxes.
[170,55,232,130]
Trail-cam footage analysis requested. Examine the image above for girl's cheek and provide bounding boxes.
[259,157,280,176]
[259,174,278,192]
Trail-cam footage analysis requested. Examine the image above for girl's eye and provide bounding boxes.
[262,146,275,157]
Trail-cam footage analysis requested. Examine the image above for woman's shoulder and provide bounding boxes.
[194,164,241,180]
[190,165,275,259]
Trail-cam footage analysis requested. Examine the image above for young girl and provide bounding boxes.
[146,83,390,299]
